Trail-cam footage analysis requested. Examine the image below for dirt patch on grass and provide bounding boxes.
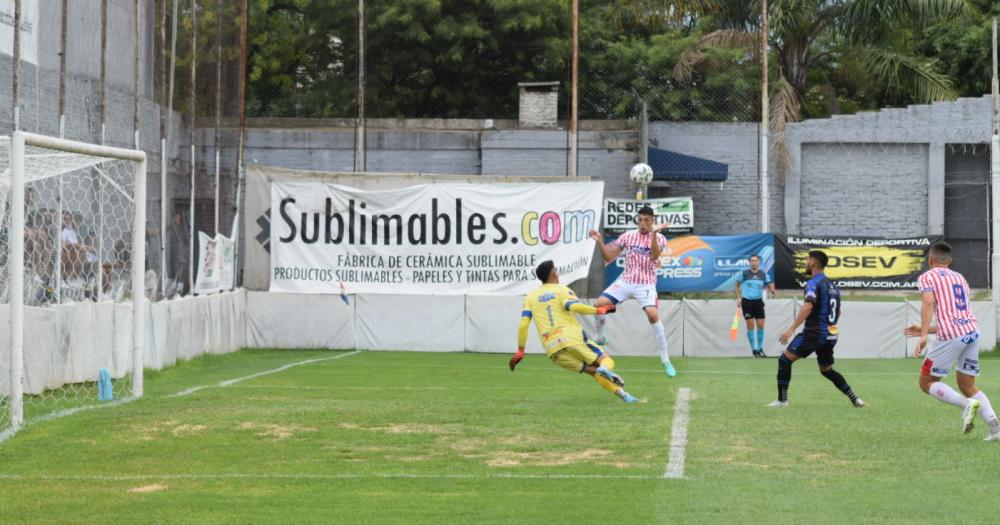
[237,421,317,440]
[485,448,614,468]
[171,424,207,437]
[128,484,167,494]
[339,422,457,434]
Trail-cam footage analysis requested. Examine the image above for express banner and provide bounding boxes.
[604,233,774,292]
[270,181,604,294]
[604,197,694,234]
[775,235,941,289]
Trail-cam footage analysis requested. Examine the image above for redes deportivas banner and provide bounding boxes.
[774,235,942,289]
[270,181,604,294]
[604,233,774,292]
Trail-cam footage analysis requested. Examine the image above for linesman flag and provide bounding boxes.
[729,309,740,341]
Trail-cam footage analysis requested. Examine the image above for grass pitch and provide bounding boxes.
[1,349,999,524]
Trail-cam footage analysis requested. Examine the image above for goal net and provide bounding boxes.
[0,132,146,437]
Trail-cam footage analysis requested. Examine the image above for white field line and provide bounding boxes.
[165,351,361,398]
[0,472,669,482]
[0,398,136,446]
[0,352,362,446]
[338,362,916,377]
[664,387,692,480]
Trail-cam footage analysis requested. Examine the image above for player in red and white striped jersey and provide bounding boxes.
[904,242,1000,440]
[589,206,676,377]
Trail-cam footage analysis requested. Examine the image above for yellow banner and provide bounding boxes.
[791,246,926,279]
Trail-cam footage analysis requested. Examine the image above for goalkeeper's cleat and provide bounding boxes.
[663,362,677,378]
[766,400,789,408]
[963,399,981,434]
[984,432,1000,442]
[596,366,624,387]
[621,393,646,404]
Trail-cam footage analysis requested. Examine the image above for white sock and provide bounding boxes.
[928,382,967,408]
[971,391,1000,433]
[651,321,669,363]
[596,314,607,339]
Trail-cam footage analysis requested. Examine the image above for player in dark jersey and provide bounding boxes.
[769,250,864,408]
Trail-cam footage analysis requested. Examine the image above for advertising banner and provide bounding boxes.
[604,197,694,234]
[604,233,774,293]
[270,180,604,295]
[775,235,941,289]
[194,232,236,294]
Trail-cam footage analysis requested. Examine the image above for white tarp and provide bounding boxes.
[681,299,795,357]
[269,180,604,295]
[246,291,355,349]
[194,232,236,295]
[0,291,246,396]
[356,294,466,352]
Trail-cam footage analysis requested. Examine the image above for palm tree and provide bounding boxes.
[609,0,970,165]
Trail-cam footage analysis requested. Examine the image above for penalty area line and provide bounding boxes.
[664,387,691,480]
[0,472,667,482]
[166,350,362,398]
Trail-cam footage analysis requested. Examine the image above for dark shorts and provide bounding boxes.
[741,298,765,320]
[787,333,836,367]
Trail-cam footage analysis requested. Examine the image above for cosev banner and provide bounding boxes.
[604,197,694,234]
[775,235,942,290]
[604,233,774,292]
[269,180,604,294]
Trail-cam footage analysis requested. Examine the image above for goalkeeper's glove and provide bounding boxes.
[596,304,617,315]
[509,347,525,371]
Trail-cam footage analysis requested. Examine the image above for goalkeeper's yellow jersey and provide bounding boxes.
[521,283,587,355]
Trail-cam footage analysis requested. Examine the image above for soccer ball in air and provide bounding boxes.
[629,163,654,186]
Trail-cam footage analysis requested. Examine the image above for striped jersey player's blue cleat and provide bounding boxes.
[663,361,677,378]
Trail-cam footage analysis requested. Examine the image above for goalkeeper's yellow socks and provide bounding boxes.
[593,374,619,393]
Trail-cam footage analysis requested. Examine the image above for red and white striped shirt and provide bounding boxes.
[612,230,667,285]
[918,267,978,341]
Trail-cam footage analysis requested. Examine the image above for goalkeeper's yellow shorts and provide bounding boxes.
[549,344,600,373]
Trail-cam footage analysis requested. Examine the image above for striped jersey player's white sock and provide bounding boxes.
[971,391,1000,433]
[596,314,607,339]
[652,321,670,363]
[928,382,967,408]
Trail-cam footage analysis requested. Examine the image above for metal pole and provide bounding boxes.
[214,0,222,235]
[639,101,648,164]
[568,0,578,178]
[96,177,104,300]
[355,0,366,172]
[163,0,180,296]
[759,0,770,233]
[9,132,25,428]
[991,18,1000,307]
[58,0,68,137]
[189,0,198,293]
[12,0,21,131]
[134,0,142,149]
[231,0,248,282]
[55,178,62,302]
[100,0,108,144]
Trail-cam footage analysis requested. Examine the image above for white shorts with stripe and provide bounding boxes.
[922,331,981,378]
[601,278,659,310]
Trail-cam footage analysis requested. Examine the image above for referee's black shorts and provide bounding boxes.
[741,298,765,320]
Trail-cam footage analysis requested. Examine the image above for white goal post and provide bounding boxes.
[5,131,147,431]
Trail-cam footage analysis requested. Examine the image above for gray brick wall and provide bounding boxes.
[799,143,928,237]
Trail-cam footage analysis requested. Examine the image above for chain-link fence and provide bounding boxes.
[945,143,992,288]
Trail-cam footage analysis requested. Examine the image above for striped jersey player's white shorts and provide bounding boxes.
[600,278,659,310]
[922,331,981,378]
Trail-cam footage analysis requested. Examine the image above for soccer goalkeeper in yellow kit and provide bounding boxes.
[509,260,642,403]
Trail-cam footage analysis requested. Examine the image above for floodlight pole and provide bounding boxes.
[12,0,20,131]
[189,0,198,294]
[991,18,1000,311]
[58,0,68,138]
[568,0,579,178]
[759,0,769,233]
[355,0,366,172]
